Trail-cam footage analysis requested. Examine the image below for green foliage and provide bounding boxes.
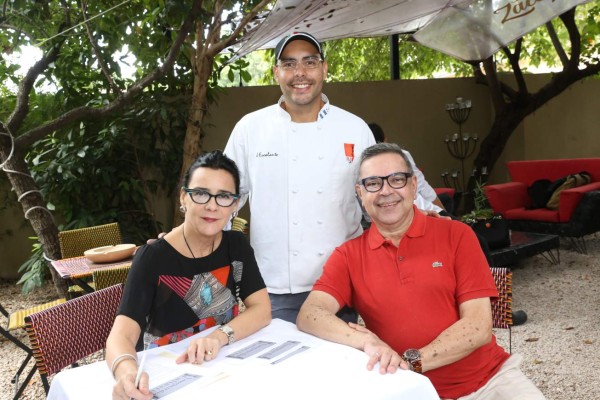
[216,49,272,87]
[323,36,473,82]
[460,180,495,223]
[324,37,391,82]
[15,85,189,292]
[17,237,50,294]
[26,86,188,244]
[2,1,200,290]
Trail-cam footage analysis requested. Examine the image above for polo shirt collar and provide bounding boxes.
[367,205,427,249]
[277,93,330,120]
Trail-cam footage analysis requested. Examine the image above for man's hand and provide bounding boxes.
[419,209,451,220]
[348,322,407,374]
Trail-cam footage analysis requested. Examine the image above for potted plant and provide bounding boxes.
[461,180,510,249]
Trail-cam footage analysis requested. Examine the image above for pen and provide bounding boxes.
[134,351,147,389]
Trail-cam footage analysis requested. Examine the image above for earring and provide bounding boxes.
[179,204,187,213]
[231,210,239,220]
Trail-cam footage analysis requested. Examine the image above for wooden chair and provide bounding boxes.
[58,222,122,295]
[92,265,131,291]
[490,267,513,353]
[231,217,249,236]
[1,298,66,399]
[24,284,123,394]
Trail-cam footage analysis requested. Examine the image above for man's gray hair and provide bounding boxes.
[359,143,414,176]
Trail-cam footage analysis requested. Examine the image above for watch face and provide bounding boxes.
[404,349,420,361]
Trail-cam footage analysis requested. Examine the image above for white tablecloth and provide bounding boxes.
[48,319,439,400]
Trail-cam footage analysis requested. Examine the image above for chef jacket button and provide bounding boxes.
[293,251,299,256]
[398,256,404,261]
[317,189,323,194]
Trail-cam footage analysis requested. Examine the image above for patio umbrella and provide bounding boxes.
[412,0,591,61]
[233,0,590,62]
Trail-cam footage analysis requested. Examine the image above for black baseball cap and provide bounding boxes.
[274,32,324,60]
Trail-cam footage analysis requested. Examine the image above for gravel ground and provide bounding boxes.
[1,233,599,399]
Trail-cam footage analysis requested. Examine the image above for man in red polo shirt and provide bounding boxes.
[297,143,545,399]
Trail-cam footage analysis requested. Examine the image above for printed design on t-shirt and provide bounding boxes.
[181,266,236,321]
[344,143,355,163]
[232,260,243,300]
[146,266,238,348]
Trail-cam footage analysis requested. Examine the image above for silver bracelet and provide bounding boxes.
[111,353,137,378]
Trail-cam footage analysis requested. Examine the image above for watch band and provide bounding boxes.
[402,348,422,374]
[218,324,235,345]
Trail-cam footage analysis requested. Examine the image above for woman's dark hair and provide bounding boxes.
[182,150,240,194]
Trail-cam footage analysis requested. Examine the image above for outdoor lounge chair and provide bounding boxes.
[24,284,123,394]
[1,298,66,399]
[490,267,513,353]
[58,222,123,295]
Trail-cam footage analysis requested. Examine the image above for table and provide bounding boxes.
[50,256,132,293]
[47,319,438,400]
[490,231,560,267]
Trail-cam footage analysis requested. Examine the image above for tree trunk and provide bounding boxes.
[174,53,214,226]
[0,131,67,297]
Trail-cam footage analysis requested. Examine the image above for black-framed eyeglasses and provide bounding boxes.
[277,56,323,71]
[360,172,413,192]
[182,187,240,207]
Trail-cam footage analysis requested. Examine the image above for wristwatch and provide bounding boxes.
[401,348,422,373]
[218,324,235,345]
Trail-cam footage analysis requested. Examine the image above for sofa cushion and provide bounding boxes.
[505,207,560,222]
[507,158,600,186]
[546,171,591,210]
[485,182,530,215]
[557,182,600,222]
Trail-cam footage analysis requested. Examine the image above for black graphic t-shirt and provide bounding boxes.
[118,230,265,350]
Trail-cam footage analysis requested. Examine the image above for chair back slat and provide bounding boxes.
[92,265,131,291]
[25,284,123,378]
[490,267,513,329]
[59,222,122,259]
[231,217,249,236]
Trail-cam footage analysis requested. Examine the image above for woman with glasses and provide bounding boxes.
[106,150,270,400]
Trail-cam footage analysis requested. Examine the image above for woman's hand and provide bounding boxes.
[112,370,152,400]
[175,335,224,365]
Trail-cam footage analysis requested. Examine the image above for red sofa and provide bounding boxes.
[484,158,600,251]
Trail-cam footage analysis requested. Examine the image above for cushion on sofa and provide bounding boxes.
[557,182,600,222]
[546,171,591,210]
[505,207,561,222]
[507,158,600,186]
[485,182,530,215]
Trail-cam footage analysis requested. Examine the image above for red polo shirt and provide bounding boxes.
[313,207,510,399]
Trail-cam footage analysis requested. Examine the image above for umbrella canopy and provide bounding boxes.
[234,0,590,62]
